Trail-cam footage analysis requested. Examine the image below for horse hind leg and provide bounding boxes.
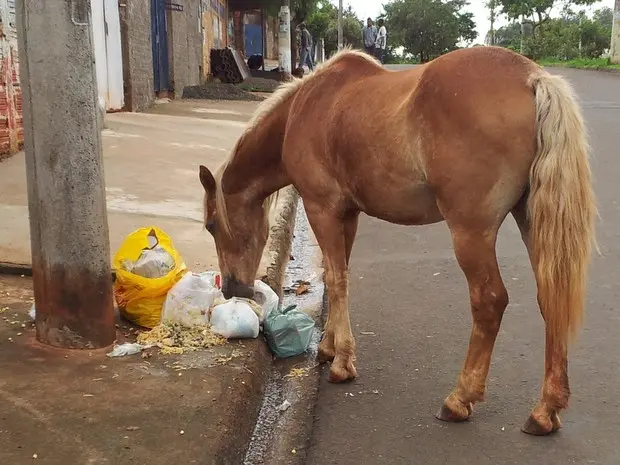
[437,222,509,422]
[512,201,565,435]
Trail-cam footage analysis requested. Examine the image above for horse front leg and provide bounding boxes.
[305,203,358,382]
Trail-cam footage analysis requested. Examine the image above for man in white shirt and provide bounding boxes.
[374,19,387,64]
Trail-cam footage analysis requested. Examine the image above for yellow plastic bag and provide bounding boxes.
[113,227,187,328]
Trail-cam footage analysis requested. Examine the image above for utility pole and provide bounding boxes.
[337,0,343,50]
[612,0,620,64]
[16,0,115,349]
[578,13,583,59]
[278,0,292,73]
[488,0,496,46]
[520,15,525,55]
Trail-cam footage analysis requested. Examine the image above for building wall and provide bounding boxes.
[119,0,154,112]
[168,0,203,94]
[0,0,23,158]
[265,15,278,60]
[202,0,228,78]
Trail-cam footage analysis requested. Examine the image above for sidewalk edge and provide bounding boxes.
[263,186,300,295]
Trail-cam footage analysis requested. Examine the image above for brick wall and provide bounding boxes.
[202,0,228,78]
[0,8,23,159]
[265,15,278,60]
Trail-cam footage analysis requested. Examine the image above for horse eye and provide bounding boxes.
[206,219,216,233]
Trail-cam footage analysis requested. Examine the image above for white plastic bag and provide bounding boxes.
[161,271,223,327]
[209,298,260,339]
[252,280,279,323]
[106,342,152,358]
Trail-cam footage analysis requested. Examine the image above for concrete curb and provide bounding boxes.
[243,202,325,465]
[231,186,301,463]
[0,262,32,276]
[261,291,325,465]
[263,186,300,296]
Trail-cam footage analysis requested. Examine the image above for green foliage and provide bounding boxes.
[494,5,612,60]
[497,0,598,34]
[305,2,363,56]
[539,57,620,69]
[383,0,478,62]
[262,0,322,23]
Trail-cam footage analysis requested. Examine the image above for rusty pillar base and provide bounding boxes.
[33,265,116,350]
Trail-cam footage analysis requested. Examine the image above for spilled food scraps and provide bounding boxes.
[284,366,312,379]
[212,350,244,366]
[284,279,311,296]
[137,321,226,355]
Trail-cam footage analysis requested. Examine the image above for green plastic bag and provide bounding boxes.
[263,304,315,358]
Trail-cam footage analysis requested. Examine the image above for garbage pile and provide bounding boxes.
[108,226,315,359]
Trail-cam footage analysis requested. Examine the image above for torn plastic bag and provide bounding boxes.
[263,304,315,358]
[161,271,223,327]
[252,280,279,324]
[209,298,260,339]
[113,227,187,328]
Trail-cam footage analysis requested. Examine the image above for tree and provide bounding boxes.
[497,0,598,37]
[497,5,613,59]
[383,0,478,62]
[306,3,362,57]
[493,21,532,48]
[487,0,500,45]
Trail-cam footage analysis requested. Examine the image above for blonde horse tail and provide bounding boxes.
[527,70,597,347]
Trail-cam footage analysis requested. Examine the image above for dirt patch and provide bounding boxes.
[0,275,272,465]
[182,82,265,102]
[237,77,283,93]
[0,152,18,163]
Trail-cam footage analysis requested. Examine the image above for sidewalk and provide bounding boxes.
[0,99,300,464]
[0,99,281,274]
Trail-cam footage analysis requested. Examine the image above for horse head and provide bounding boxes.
[199,164,270,300]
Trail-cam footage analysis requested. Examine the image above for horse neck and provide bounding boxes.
[221,94,293,201]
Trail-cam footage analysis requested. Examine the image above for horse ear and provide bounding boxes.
[199,165,216,195]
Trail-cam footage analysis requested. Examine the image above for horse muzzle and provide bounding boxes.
[222,275,254,300]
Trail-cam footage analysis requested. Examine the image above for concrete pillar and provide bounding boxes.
[16,0,115,349]
[278,4,292,73]
[611,0,620,64]
[318,38,325,63]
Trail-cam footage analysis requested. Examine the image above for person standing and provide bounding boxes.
[375,19,387,64]
[362,18,377,57]
[299,23,314,72]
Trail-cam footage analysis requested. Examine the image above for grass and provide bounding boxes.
[538,57,620,71]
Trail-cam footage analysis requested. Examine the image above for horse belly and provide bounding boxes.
[355,178,444,226]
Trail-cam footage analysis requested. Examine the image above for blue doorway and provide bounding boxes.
[244,23,263,57]
[151,0,170,93]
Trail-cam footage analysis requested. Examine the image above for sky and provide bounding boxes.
[342,0,615,44]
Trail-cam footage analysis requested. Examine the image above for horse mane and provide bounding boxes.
[211,47,380,235]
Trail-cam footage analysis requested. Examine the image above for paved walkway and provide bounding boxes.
[0,97,300,465]
[0,99,261,272]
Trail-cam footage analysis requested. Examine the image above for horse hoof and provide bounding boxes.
[317,346,336,364]
[327,357,357,383]
[436,395,472,422]
[521,412,561,436]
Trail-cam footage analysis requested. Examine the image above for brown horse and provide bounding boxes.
[199,46,596,436]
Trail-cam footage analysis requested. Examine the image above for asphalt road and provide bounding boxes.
[305,68,620,465]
